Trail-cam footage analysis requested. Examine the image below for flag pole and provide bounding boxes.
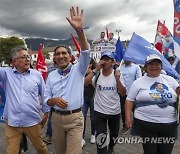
[115,30,122,38]
[154,20,159,45]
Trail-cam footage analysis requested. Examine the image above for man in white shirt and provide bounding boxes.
[92,32,108,46]
[107,32,117,46]
[85,50,126,154]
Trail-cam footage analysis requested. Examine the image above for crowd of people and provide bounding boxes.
[0,6,180,154]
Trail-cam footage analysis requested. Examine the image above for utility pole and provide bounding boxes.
[115,29,122,38]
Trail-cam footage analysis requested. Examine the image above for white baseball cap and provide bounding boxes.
[146,54,162,64]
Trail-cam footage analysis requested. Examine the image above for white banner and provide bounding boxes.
[94,46,116,52]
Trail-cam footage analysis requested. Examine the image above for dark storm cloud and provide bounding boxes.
[0,0,173,42]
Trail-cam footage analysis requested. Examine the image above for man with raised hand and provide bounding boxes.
[45,6,90,154]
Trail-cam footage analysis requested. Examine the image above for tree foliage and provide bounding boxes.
[0,36,25,64]
[43,51,50,59]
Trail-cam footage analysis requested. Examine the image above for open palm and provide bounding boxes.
[67,7,84,31]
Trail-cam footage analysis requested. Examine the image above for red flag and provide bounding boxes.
[71,34,81,54]
[69,46,77,64]
[174,12,180,37]
[154,20,168,53]
[106,27,109,39]
[35,44,47,80]
[158,20,168,35]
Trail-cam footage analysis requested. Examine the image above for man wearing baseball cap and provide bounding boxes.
[100,50,115,60]
[85,50,126,154]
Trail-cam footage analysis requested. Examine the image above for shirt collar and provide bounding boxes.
[58,63,72,76]
[13,67,30,74]
[124,63,132,67]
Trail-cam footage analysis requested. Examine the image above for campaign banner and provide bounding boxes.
[0,85,6,123]
[174,0,180,44]
[173,0,180,74]
[94,46,116,52]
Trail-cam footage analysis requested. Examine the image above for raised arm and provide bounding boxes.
[114,70,126,96]
[66,7,88,50]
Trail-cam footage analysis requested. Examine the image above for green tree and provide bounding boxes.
[43,51,50,59]
[0,36,25,65]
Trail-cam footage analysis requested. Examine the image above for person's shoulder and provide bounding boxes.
[47,64,56,69]
[30,69,41,76]
[130,63,141,70]
[0,67,11,70]
[0,67,14,73]
[48,69,58,77]
[120,63,125,68]
[131,63,139,67]
[161,74,177,81]
[134,75,145,81]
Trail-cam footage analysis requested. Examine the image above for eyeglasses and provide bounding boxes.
[15,55,31,60]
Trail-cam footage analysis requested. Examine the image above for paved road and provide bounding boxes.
[1,115,180,154]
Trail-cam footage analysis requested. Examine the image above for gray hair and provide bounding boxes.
[11,46,27,59]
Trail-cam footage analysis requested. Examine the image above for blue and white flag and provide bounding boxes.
[123,33,180,79]
[173,40,180,59]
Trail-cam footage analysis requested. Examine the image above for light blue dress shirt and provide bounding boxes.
[119,63,142,94]
[45,50,90,111]
[0,67,49,127]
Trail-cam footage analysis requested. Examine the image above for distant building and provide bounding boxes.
[28,40,129,65]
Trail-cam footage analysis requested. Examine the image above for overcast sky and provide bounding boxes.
[0,0,174,42]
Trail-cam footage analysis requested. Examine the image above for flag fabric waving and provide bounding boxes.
[173,40,180,59]
[114,37,124,62]
[69,46,77,64]
[123,33,180,79]
[154,20,169,53]
[153,19,179,75]
[71,34,81,54]
[158,20,168,35]
[35,44,47,80]
[106,27,109,40]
